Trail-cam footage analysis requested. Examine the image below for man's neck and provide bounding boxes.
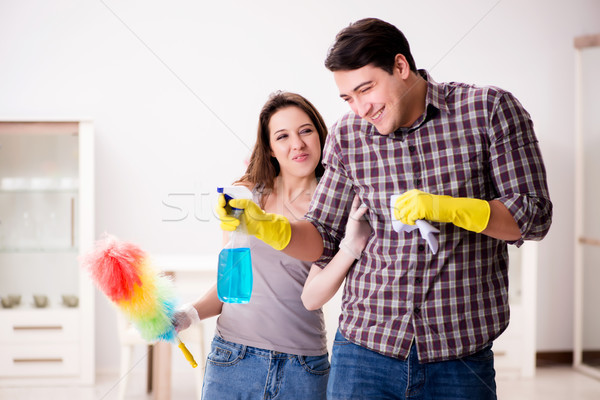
[401,71,428,128]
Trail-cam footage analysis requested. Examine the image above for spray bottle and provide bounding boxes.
[216,186,253,303]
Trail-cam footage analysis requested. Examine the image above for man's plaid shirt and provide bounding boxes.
[305,71,552,363]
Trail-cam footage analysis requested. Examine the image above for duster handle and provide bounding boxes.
[176,336,198,368]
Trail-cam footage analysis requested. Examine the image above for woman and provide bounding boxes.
[175,91,333,399]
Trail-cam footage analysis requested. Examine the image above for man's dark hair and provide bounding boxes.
[325,18,417,74]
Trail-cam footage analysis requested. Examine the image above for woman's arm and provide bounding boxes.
[302,253,355,310]
[174,284,223,332]
[191,284,223,319]
[301,195,371,310]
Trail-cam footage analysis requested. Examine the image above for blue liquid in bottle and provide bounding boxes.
[217,247,253,303]
[216,186,254,304]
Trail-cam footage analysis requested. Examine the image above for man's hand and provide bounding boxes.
[393,189,490,233]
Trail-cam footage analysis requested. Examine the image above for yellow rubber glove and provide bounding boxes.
[216,196,291,251]
[393,189,491,233]
[215,194,241,231]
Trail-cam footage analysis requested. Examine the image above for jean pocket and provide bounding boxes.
[462,343,494,362]
[206,337,245,366]
[298,354,330,375]
[333,329,351,345]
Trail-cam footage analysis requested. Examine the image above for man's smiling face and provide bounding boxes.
[334,56,418,135]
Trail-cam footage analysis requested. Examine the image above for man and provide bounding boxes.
[219,18,552,399]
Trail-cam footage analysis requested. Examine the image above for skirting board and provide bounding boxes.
[537,351,600,367]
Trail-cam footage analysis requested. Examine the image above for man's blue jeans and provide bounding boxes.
[201,335,329,399]
[327,329,497,400]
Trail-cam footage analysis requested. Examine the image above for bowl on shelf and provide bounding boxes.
[1,294,21,308]
[8,294,21,306]
[33,294,48,308]
[62,294,79,308]
[1,296,12,308]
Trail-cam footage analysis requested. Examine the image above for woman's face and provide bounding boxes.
[268,106,321,179]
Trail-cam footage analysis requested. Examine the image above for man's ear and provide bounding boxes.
[394,54,411,79]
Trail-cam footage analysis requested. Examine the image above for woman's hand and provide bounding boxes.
[172,303,200,333]
[339,195,371,259]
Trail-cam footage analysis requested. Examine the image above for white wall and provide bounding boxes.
[1,0,598,372]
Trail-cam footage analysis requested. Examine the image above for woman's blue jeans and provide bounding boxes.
[201,335,329,399]
[327,329,497,400]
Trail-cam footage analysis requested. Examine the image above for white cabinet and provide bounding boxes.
[0,121,94,386]
[492,242,538,378]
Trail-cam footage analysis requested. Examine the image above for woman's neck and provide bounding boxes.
[264,174,317,219]
[273,173,317,202]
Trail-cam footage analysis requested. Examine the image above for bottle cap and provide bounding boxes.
[218,187,243,213]
[217,187,234,204]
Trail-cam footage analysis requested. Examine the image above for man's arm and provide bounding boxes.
[394,190,522,241]
[487,91,552,243]
[481,200,521,241]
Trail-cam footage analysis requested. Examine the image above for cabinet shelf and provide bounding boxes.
[0,305,80,312]
[0,248,78,254]
[0,188,79,194]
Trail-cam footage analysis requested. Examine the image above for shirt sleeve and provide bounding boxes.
[304,120,356,268]
[487,91,553,246]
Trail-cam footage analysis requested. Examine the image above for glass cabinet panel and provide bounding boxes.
[0,122,81,309]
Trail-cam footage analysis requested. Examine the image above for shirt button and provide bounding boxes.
[415,278,422,284]
[408,145,416,152]
[414,307,421,314]
[418,245,425,252]
[414,178,421,186]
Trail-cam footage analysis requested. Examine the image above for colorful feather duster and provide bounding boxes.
[81,234,197,367]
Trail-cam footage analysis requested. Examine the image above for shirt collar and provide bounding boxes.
[421,69,450,115]
[389,69,448,139]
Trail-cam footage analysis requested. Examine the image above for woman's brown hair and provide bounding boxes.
[237,91,328,203]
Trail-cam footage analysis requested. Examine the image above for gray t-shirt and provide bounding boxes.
[216,234,327,356]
